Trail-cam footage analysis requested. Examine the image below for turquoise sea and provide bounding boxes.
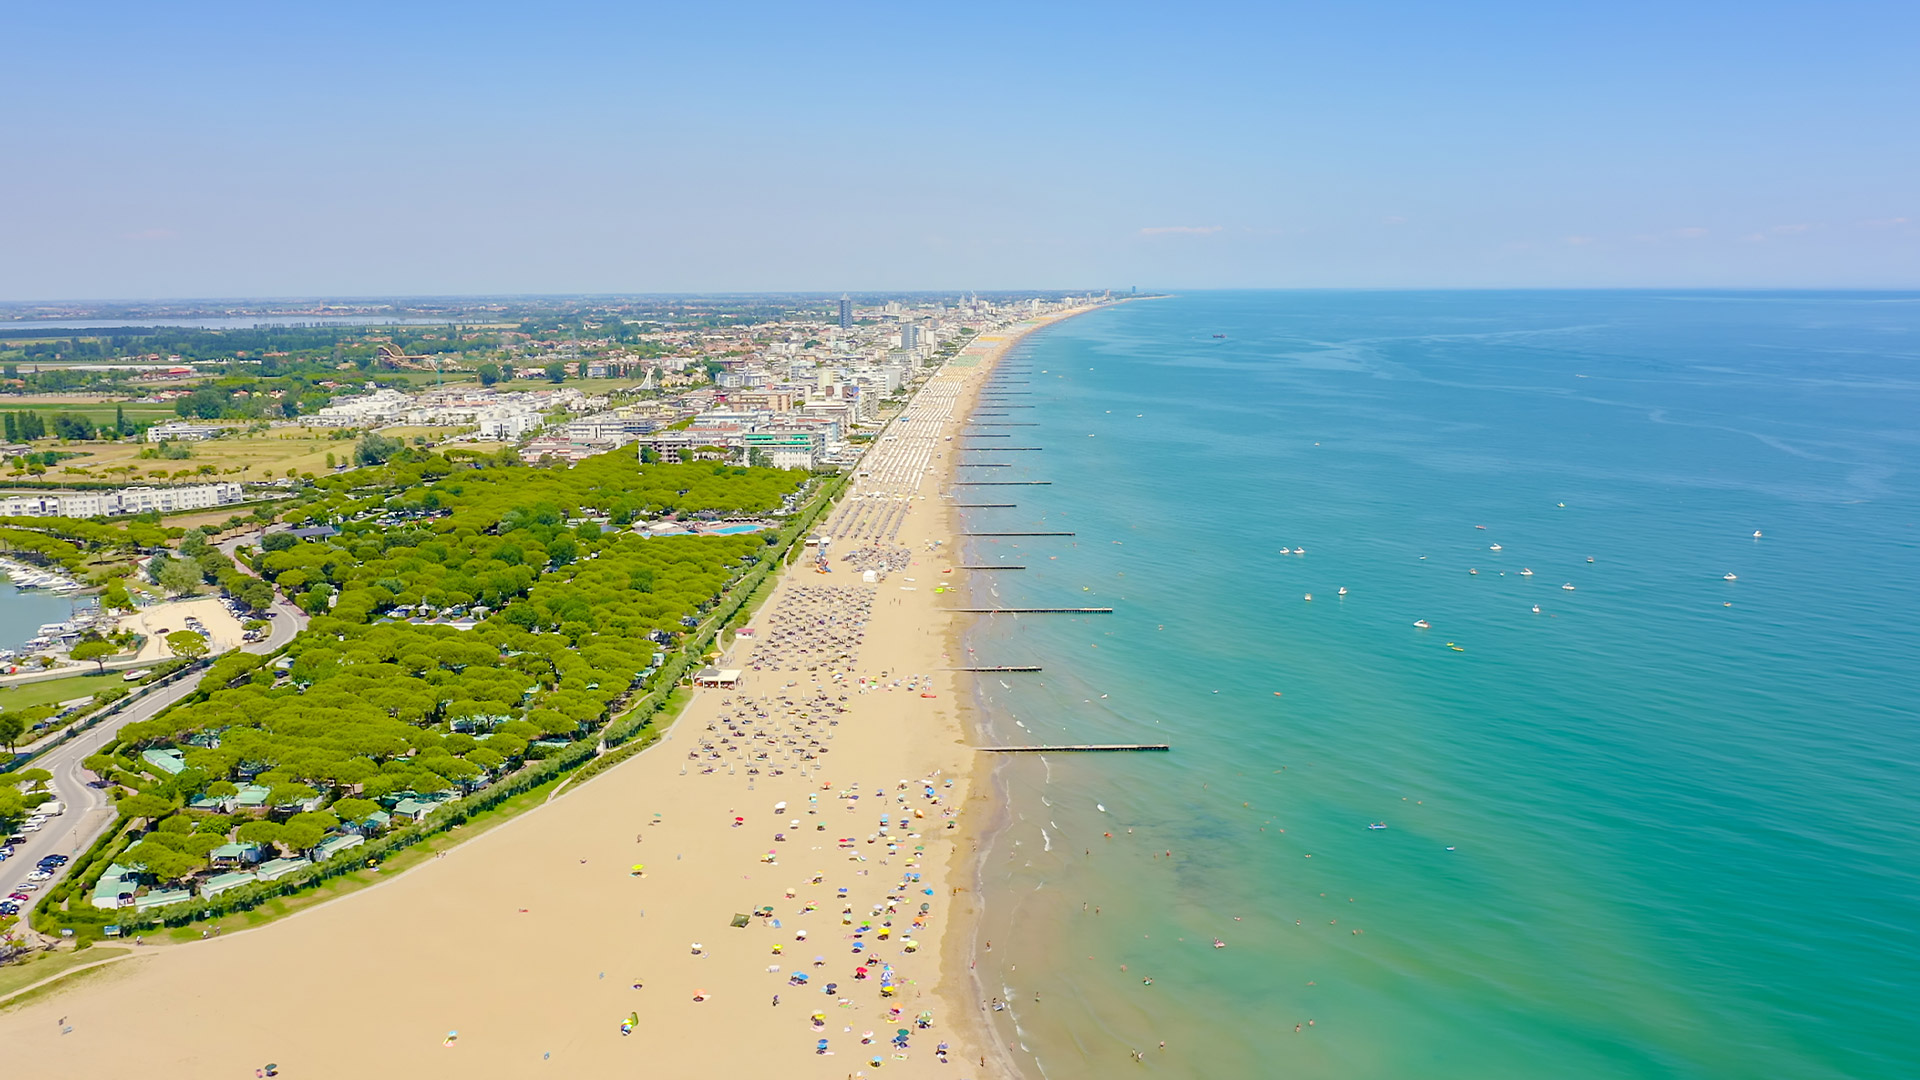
[960,292,1919,1080]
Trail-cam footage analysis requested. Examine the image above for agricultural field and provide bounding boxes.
[0,396,178,426]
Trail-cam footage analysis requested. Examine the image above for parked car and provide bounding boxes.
[0,902,21,916]
[26,870,53,882]
[7,892,30,902]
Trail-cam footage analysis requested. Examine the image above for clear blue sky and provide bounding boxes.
[3,0,1915,298]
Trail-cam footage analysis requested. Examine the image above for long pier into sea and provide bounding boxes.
[976,744,1169,753]
[962,531,1075,536]
[955,564,1026,569]
[951,665,1043,672]
[952,503,1017,508]
[953,481,1050,485]
[962,447,1043,451]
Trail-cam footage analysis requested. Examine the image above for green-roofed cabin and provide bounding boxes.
[141,748,188,776]
[210,842,267,867]
[201,871,258,898]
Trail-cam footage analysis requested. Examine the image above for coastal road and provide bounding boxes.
[2,546,305,930]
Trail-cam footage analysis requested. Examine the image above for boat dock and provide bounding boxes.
[952,481,1051,485]
[956,463,1013,467]
[962,447,1043,451]
[954,564,1026,570]
[962,531,1075,536]
[952,503,1017,508]
[951,665,1042,672]
[976,744,1169,753]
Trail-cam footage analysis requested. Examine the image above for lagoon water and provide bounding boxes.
[0,579,78,654]
[961,292,1919,1080]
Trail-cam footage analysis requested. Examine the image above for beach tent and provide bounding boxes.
[730,913,751,928]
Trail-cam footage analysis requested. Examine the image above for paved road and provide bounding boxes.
[2,540,305,927]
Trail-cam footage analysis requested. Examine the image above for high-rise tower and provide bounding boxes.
[838,294,852,329]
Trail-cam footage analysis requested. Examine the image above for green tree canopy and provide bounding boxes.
[166,630,209,660]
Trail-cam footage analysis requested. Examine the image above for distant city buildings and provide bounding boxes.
[0,482,245,519]
[144,420,230,443]
[838,294,852,330]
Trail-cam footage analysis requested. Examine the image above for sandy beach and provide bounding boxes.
[0,311,1090,1078]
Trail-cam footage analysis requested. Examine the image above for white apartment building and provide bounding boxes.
[145,421,228,443]
[308,387,411,427]
[0,482,246,519]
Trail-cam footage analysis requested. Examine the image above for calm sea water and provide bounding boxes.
[0,580,78,653]
[961,292,1919,1080]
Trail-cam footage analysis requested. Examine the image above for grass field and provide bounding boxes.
[0,398,177,424]
[0,671,126,713]
[0,947,130,1006]
[26,429,459,485]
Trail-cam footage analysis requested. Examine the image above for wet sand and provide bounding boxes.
[0,310,1093,1079]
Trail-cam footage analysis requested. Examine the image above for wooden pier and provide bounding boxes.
[951,665,1042,672]
[961,433,1012,437]
[965,422,1039,426]
[962,531,1075,536]
[952,503,1017,508]
[954,564,1027,569]
[953,481,1051,485]
[977,744,1169,753]
[955,463,1013,467]
[961,447,1043,451]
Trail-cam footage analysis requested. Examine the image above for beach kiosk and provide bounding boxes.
[693,668,742,689]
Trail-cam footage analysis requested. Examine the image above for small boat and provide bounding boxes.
[1303,593,1312,602]
[1212,334,1226,339]
[1212,938,1226,949]
[1520,568,1533,576]
[1532,605,1541,614]
[1562,583,1576,591]
[1293,547,1305,555]
[1489,544,1502,551]
[1447,642,1464,651]
[1367,822,1388,830]
[1557,503,1566,508]
[1413,619,1430,629]
[1337,587,1348,596]
[1752,530,1763,539]
[1468,568,1479,575]
[1723,573,1738,581]
[1096,804,1107,813]
[1586,556,1595,563]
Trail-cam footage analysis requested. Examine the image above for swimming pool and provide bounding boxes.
[707,523,766,535]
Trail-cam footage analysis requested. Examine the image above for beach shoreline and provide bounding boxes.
[927,308,1103,1080]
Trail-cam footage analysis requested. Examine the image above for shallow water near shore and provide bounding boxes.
[961,291,1920,1080]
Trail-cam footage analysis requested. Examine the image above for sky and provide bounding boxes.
[2,0,1916,298]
